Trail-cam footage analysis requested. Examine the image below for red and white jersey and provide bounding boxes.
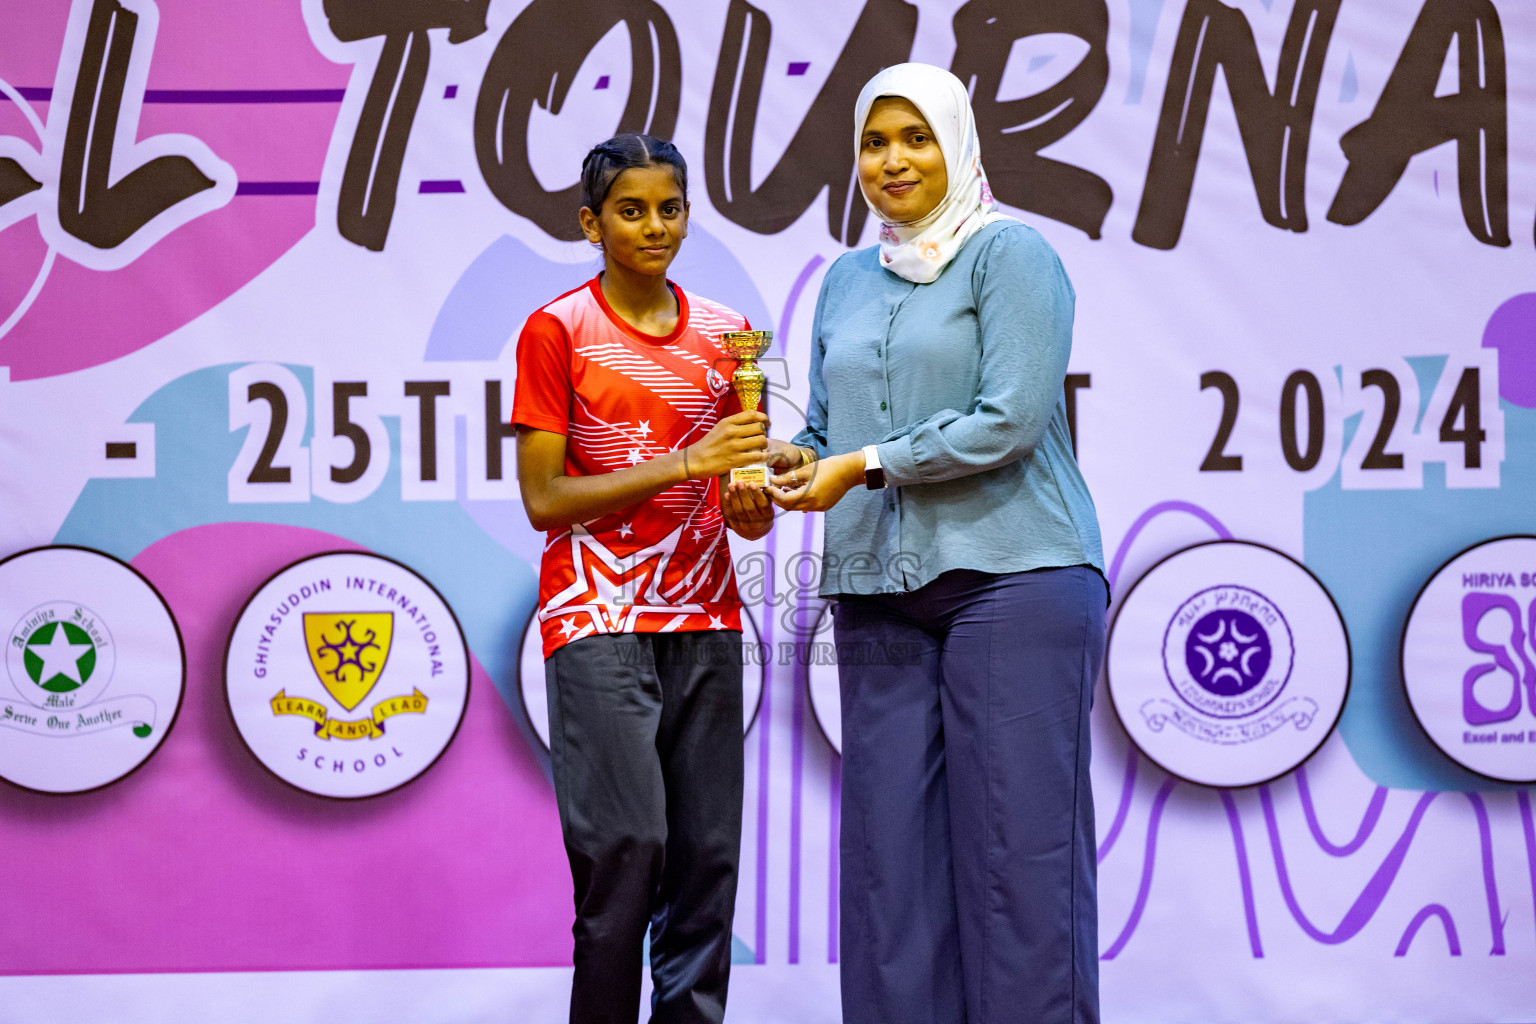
[513,278,749,657]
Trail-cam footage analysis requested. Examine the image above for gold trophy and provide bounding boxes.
[720,330,773,486]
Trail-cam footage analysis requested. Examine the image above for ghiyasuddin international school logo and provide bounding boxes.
[1403,535,1536,783]
[225,552,468,799]
[270,612,427,741]
[0,547,185,794]
[1107,541,1350,788]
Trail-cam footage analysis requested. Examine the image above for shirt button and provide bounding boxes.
[880,401,887,410]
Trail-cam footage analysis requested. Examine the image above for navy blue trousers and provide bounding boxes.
[833,567,1106,1024]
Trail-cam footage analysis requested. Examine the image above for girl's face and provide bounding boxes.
[579,165,689,277]
[859,97,948,224]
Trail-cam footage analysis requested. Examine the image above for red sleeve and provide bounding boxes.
[512,310,573,435]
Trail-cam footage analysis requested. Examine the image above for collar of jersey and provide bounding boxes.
[587,277,691,347]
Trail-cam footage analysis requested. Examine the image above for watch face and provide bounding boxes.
[862,447,885,489]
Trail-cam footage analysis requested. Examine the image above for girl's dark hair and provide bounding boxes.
[580,134,688,212]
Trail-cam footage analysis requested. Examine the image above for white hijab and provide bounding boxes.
[855,63,1011,284]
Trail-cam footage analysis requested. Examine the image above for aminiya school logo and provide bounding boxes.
[225,552,468,799]
[11,602,118,710]
[0,547,184,794]
[1106,541,1349,788]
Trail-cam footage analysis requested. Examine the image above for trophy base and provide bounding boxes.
[730,464,768,486]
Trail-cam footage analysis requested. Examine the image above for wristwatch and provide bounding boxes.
[862,444,886,490]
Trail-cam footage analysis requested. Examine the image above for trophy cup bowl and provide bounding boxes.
[720,330,773,486]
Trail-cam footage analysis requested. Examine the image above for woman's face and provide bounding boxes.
[579,164,689,277]
[859,97,948,224]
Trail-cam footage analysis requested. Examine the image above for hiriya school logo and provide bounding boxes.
[0,546,184,794]
[224,552,468,798]
[1107,541,1350,787]
[1402,536,1536,783]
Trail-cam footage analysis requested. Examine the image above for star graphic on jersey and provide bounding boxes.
[558,617,579,638]
[707,614,726,629]
[692,528,706,541]
[636,420,651,437]
[617,521,634,539]
[626,448,645,464]
[562,542,665,613]
[27,624,93,686]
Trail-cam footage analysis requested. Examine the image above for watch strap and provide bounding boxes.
[862,444,886,490]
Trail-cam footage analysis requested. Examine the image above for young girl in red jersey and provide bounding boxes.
[512,134,771,1024]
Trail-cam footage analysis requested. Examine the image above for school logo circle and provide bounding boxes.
[1107,541,1349,787]
[1401,535,1536,783]
[1164,588,1294,718]
[705,367,729,396]
[224,551,469,798]
[0,546,184,794]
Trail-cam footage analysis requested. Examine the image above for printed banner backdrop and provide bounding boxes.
[1,0,1534,1020]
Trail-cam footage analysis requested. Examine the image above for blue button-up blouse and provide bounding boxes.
[790,220,1104,597]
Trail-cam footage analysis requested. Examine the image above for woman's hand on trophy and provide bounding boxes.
[722,479,774,539]
[683,411,768,480]
[764,438,805,472]
[768,451,864,512]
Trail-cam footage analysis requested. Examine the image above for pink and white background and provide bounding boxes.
[1,0,1534,1020]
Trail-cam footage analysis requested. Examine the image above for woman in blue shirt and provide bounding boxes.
[768,63,1107,1024]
